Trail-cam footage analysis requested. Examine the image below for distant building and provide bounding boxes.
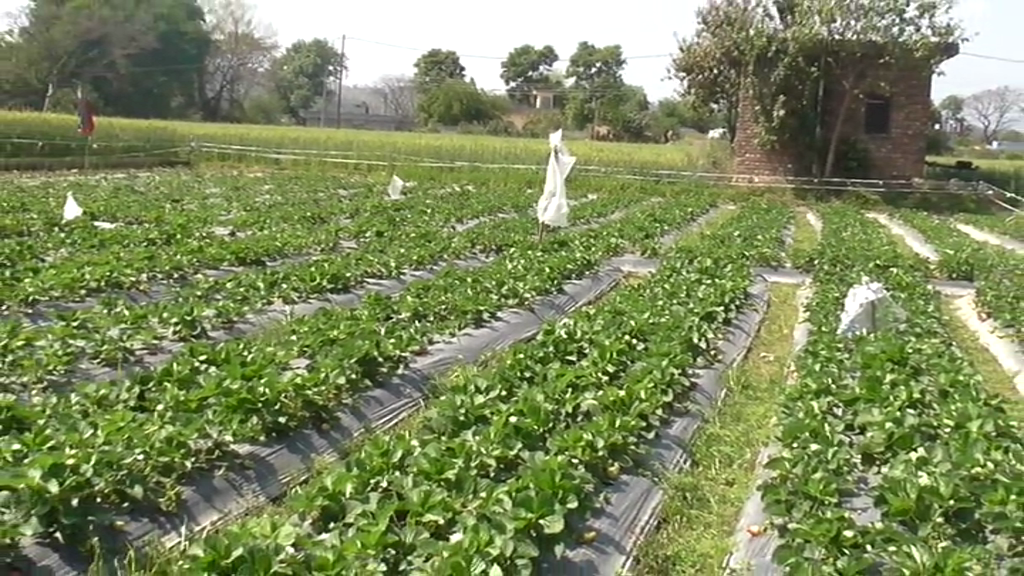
[733,41,959,180]
[990,141,1024,152]
[301,84,415,131]
[532,88,556,110]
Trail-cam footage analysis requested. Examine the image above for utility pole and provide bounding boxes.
[336,34,346,129]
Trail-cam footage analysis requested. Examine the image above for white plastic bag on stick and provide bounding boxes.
[62,192,83,222]
[536,129,576,228]
[387,174,405,200]
[837,277,907,337]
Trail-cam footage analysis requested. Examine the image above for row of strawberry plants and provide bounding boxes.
[131,202,789,575]
[0,191,638,394]
[131,203,785,575]
[14,181,617,331]
[890,210,1022,342]
[692,199,792,268]
[1,171,377,249]
[3,177,529,308]
[1,173,379,300]
[956,212,1023,242]
[0,195,712,555]
[762,204,1024,574]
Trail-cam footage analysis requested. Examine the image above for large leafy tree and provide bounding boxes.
[594,85,651,141]
[564,41,627,130]
[674,0,966,177]
[271,38,344,125]
[500,44,559,106]
[937,94,967,136]
[413,49,465,94]
[669,0,753,142]
[0,22,45,109]
[417,79,505,126]
[11,0,211,117]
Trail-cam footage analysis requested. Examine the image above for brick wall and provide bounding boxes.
[733,91,808,179]
[733,58,936,181]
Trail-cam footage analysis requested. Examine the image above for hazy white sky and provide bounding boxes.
[2,0,1021,102]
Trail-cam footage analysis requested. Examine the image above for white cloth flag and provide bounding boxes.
[62,192,83,222]
[837,277,907,337]
[387,174,405,200]
[536,129,576,228]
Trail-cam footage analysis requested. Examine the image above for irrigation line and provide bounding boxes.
[195,145,1012,196]
[3,139,1018,204]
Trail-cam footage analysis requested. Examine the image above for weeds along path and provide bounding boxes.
[631,205,819,575]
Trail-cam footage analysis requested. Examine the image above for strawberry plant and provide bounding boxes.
[890,210,1022,343]
[762,205,1024,574]
[135,202,792,575]
[1,187,719,557]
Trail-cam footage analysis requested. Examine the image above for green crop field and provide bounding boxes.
[2,159,1021,575]
[0,110,731,173]
[5,109,1023,195]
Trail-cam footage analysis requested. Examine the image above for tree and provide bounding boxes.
[937,94,967,135]
[413,49,465,94]
[271,38,344,125]
[599,85,651,141]
[500,44,559,105]
[0,18,46,109]
[963,86,1024,144]
[8,0,211,117]
[16,0,153,111]
[370,74,417,117]
[649,96,721,136]
[564,41,627,130]
[670,0,753,143]
[926,102,952,155]
[416,79,503,126]
[676,0,966,178]
[801,0,966,177]
[198,0,277,121]
[88,0,211,118]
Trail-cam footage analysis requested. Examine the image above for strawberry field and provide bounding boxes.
[1,168,1022,576]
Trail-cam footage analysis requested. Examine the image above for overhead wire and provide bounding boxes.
[15,34,1022,85]
[344,36,675,61]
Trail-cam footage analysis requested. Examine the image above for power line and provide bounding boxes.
[344,36,674,62]
[348,35,1019,63]
[22,37,1024,81]
[959,51,1024,64]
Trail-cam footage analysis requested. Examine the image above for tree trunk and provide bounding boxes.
[42,81,54,112]
[812,52,826,177]
[823,81,855,179]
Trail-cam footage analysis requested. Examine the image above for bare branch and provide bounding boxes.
[370,74,417,117]
[199,0,277,120]
[963,85,1024,144]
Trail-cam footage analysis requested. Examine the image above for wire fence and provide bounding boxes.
[0,137,1020,212]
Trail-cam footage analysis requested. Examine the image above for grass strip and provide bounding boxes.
[940,298,1023,418]
[633,285,800,576]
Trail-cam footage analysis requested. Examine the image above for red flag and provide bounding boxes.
[76,86,95,137]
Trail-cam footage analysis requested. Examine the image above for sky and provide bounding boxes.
[1,0,1021,102]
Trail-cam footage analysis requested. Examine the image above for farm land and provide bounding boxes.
[1,159,1022,575]
[5,110,1024,192]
